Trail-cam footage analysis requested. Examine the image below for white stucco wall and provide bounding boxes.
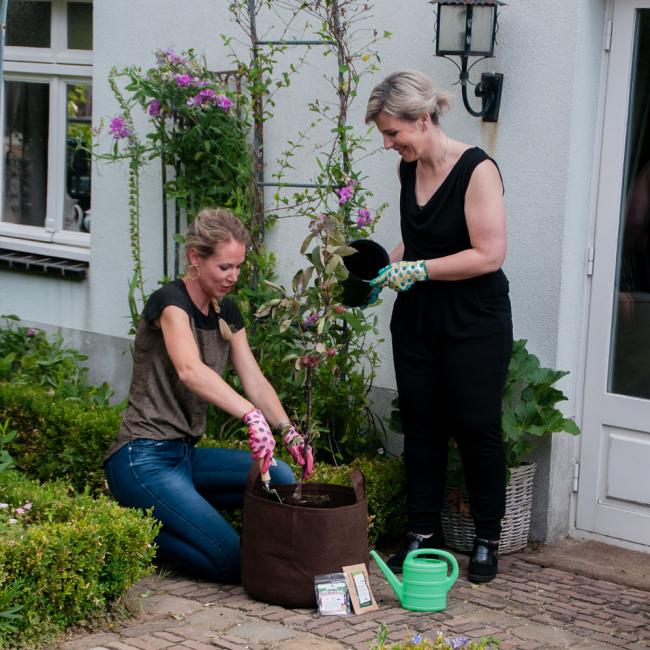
[0,0,610,539]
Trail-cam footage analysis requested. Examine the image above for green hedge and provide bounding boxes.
[0,471,159,648]
[0,382,407,545]
[310,457,406,546]
[0,383,120,493]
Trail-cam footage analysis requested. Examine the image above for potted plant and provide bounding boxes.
[441,338,581,553]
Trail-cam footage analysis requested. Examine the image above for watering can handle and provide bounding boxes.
[407,548,459,586]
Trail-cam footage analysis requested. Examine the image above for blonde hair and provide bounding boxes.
[185,207,250,341]
[365,70,452,125]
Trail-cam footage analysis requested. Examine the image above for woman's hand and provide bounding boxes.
[281,424,314,479]
[242,408,276,473]
[370,260,429,292]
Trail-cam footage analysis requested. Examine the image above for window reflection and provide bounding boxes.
[610,10,650,400]
[3,81,50,228]
[65,84,92,232]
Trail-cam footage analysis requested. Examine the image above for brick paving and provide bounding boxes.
[57,550,650,650]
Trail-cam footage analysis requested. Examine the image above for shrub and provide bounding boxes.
[310,455,406,547]
[0,316,113,406]
[0,471,159,648]
[0,383,120,493]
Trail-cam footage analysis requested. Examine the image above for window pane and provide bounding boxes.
[65,83,92,232]
[5,1,51,48]
[610,10,650,399]
[67,2,93,50]
[3,81,50,228]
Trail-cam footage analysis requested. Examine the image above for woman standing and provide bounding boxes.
[366,70,512,583]
[104,208,313,583]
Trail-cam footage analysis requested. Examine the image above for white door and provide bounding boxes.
[577,0,650,546]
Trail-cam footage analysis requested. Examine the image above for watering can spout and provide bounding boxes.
[370,550,403,603]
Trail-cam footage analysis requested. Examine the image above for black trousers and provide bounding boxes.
[391,283,513,540]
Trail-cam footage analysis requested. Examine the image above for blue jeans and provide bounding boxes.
[104,439,295,583]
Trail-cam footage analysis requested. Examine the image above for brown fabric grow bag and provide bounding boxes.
[241,466,368,608]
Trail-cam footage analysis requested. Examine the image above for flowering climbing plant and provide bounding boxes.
[238,0,390,465]
[256,172,384,469]
[96,48,253,331]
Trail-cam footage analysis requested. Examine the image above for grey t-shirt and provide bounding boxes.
[104,280,244,461]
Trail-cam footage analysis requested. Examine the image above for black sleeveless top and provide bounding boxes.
[393,147,511,338]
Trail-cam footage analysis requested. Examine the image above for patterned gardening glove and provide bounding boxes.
[281,424,314,480]
[243,408,276,474]
[369,260,429,292]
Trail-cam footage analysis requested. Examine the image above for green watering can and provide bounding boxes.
[370,548,459,612]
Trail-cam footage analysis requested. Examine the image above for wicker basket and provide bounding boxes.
[441,462,536,555]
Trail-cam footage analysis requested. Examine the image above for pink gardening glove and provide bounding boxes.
[242,408,276,474]
[282,425,314,480]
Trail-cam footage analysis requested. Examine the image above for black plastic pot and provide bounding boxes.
[341,239,389,308]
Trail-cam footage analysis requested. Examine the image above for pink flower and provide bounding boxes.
[15,507,25,515]
[108,116,131,140]
[148,99,161,117]
[303,312,319,327]
[175,73,192,87]
[26,327,35,337]
[23,502,32,510]
[356,208,372,227]
[335,185,353,205]
[216,95,234,111]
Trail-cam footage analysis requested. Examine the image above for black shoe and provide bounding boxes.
[386,531,446,574]
[468,538,499,583]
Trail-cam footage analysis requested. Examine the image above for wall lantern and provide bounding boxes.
[433,0,505,122]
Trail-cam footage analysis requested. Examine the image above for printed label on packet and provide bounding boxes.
[352,570,372,607]
[314,573,351,616]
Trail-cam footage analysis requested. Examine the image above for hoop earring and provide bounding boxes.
[186,263,200,280]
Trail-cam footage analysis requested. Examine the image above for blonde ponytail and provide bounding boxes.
[211,298,233,341]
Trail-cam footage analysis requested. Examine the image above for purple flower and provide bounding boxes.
[216,95,234,111]
[448,637,471,649]
[187,88,218,107]
[303,312,319,327]
[148,99,161,117]
[356,208,372,227]
[335,185,353,205]
[26,327,35,337]
[108,116,131,140]
[175,73,192,87]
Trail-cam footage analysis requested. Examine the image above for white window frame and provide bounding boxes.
[0,0,92,261]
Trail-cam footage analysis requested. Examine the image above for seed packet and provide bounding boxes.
[314,572,351,616]
[342,563,379,614]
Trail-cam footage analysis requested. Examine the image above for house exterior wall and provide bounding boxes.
[0,0,609,540]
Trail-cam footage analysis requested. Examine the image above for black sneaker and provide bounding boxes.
[386,531,446,574]
[468,538,499,583]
